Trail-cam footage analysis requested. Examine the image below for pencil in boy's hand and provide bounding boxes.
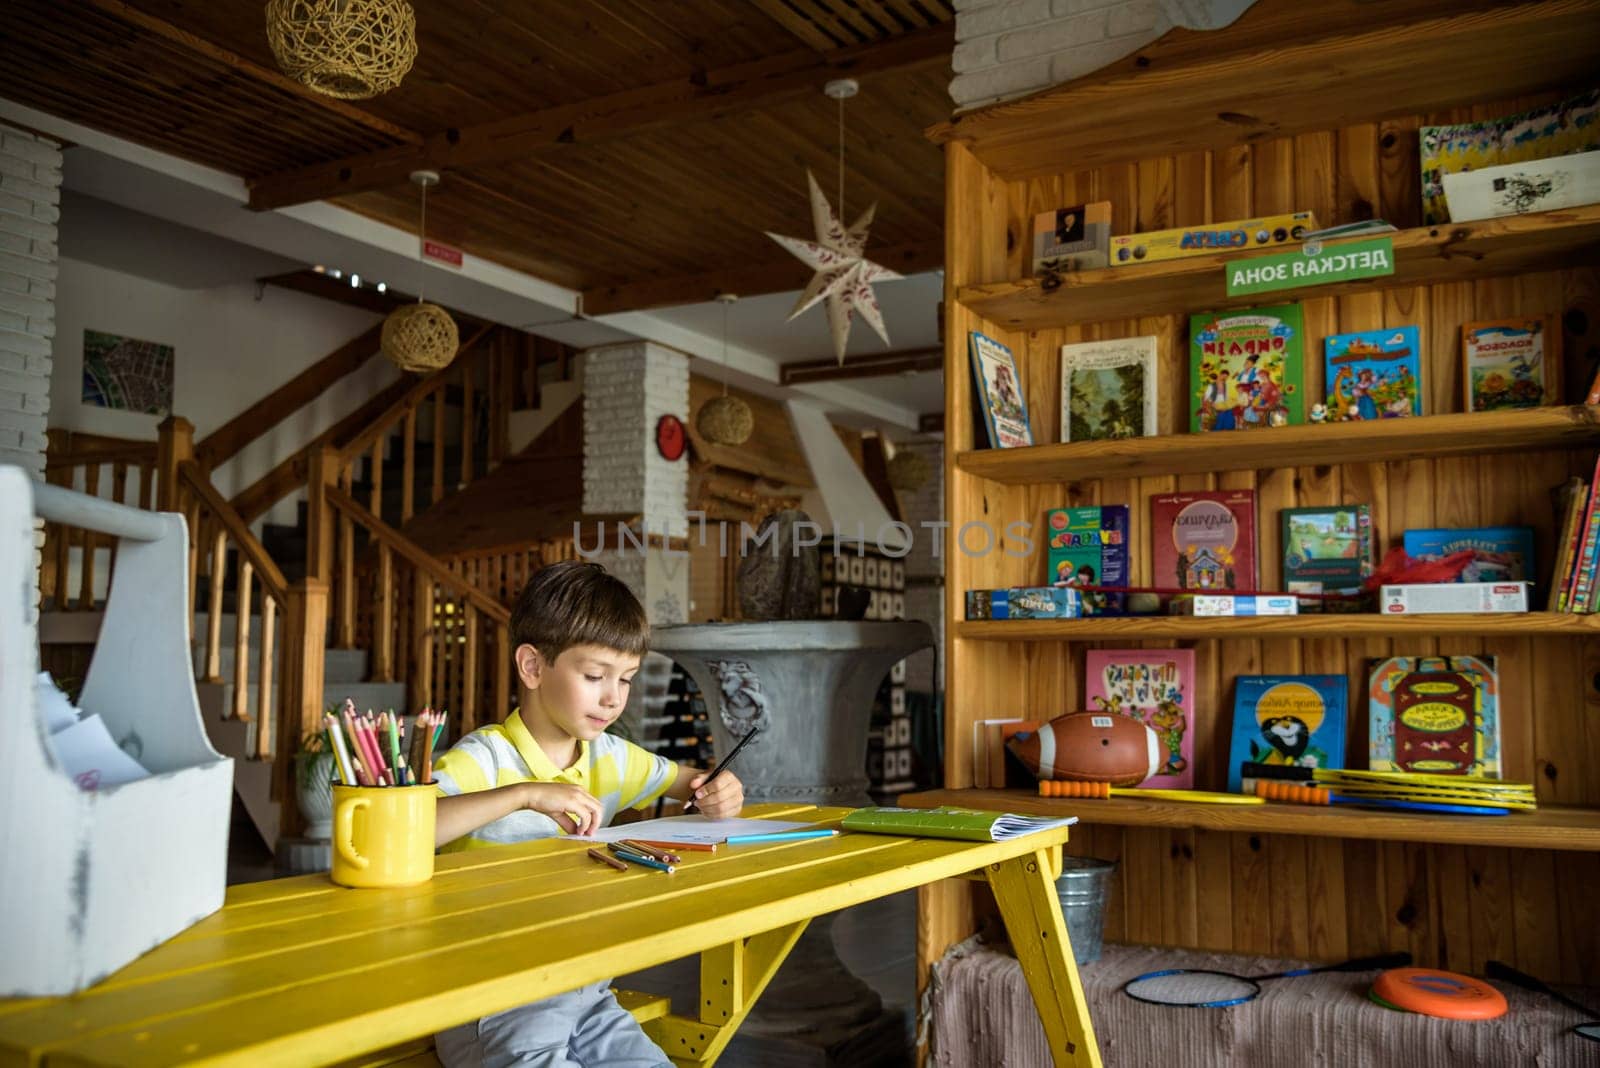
[683,725,760,814]
[586,847,629,872]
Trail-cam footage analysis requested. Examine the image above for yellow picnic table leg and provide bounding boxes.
[641,919,809,1067]
[986,851,1102,1068]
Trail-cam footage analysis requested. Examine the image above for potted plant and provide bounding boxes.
[294,727,339,841]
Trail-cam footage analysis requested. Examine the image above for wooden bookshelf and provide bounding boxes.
[957,611,1600,641]
[957,206,1600,331]
[956,405,1600,483]
[899,789,1600,852]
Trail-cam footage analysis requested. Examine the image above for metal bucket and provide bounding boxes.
[1055,856,1116,965]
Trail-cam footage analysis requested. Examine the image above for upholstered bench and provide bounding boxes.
[362,990,671,1066]
[929,942,1596,1067]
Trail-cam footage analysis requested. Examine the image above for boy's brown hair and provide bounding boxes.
[509,560,649,663]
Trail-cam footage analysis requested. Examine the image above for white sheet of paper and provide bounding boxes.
[47,713,150,790]
[35,671,79,734]
[574,815,814,845]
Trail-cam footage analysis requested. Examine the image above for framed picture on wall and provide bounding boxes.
[81,330,174,414]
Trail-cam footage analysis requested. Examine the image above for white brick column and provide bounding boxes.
[0,124,60,480]
[951,0,1258,110]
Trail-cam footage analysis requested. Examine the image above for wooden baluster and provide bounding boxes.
[401,407,417,524]
[305,445,337,582]
[432,389,445,505]
[413,570,435,709]
[460,363,475,485]
[278,578,328,839]
[369,438,383,524]
[155,415,195,512]
[256,594,277,761]
[107,460,129,588]
[138,463,154,509]
[372,544,394,682]
[338,462,355,648]
[462,608,480,732]
[48,470,69,608]
[233,561,253,721]
[204,528,226,682]
[185,503,203,625]
[79,463,100,609]
[494,622,511,721]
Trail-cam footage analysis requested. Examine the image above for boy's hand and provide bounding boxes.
[689,770,744,818]
[520,782,604,836]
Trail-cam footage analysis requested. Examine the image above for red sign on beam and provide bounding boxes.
[423,240,464,268]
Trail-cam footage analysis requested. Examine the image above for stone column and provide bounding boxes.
[0,123,60,481]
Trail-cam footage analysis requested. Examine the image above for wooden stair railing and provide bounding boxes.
[442,538,580,609]
[41,429,158,609]
[319,483,512,742]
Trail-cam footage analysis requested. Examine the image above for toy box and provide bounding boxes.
[965,586,1083,620]
[1112,212,1316,267]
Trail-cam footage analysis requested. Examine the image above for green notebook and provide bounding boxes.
[840,806,1078,842]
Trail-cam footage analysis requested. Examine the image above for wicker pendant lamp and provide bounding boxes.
[382,171,458,374]
[886,445,930,492]
[696,293,754,446]
[265,0,417,100]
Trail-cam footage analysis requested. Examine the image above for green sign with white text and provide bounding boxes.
[1225,237,1395,297]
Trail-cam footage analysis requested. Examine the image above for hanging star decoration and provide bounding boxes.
[766,170,900,363]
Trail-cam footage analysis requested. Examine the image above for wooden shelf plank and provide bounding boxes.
[956,611,1600,641]
[928,0,1600,181]
[898,788,1600,851]
[956,405,1600,483]
[956,206,1600,330]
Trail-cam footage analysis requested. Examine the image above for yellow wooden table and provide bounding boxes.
[0,804,1100,1067]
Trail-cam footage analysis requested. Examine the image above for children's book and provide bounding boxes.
[1368,656,1500,778]
[1226,675,1348,793]
[1150,489,1258,592]
[841,806,1078,842]
[1463,316,1559,411]
[1031,201,1112,275]
[1549,476,1589,611]
[1282,504,1375,609]
[1189,303,1305,432]
[1324,327,1422,420]
[1084,649,1197,790]
[1046,505,1130,614]
[969,331,1033,448]
[1059,337,1158,443]
[1402,526,1535,583]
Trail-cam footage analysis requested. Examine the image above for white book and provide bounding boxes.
[1059,336,1159,443]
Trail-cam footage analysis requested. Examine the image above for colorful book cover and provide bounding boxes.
[1150,489,1258,592]
[1368,656,1500,778]
[1566,454,1600,612]
[1420,88,1600,224]
[1046,506,1130,614]
[1282,505,1375,609]
[1189,303,1305,432]
[1084,649,1197,789]
[1323,327,1422,420]
[968,331,1034,448]
[1548,477,1588,611]
[1462,316,1559,411]
[1226,675,1348,793]
[1402,526,1535,583]
[1059,336,1158,443]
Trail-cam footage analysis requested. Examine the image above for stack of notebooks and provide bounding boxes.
[1548,458,1600,612]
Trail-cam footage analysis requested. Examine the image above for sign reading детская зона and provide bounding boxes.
[1225,237,1395,297]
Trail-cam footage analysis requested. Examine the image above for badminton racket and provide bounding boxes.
[1253,781,1511,815]
[1123,951,1413,1008]
[1485,960,1600,1042]
[1039,781,1264,805]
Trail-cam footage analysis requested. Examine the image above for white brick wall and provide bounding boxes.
[581,341,689,540]
[950,0,1257,110]
[0,124,60,479]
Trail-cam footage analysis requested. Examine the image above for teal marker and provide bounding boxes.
[724,829,840,846]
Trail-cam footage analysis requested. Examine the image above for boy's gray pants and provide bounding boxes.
[435,980,673,1068]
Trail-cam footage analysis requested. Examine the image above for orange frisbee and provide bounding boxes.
[1371,968,1508,1020]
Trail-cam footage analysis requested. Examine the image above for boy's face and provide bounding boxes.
[518,642,641,742]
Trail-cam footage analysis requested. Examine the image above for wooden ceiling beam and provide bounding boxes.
[780,347,942,385]
[246,23,953,211]
[580,239,943,316]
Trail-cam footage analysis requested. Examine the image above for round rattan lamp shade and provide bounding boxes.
[265,0,418,100]
[382,303,458,373]
[696,395,754,446]
[887,449,930,491]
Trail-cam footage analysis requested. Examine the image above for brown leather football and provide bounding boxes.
[1006,711,1162,786]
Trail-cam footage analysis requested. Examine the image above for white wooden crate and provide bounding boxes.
[0,466,232,995]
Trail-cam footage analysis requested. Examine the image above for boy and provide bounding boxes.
[432,560,744,1068]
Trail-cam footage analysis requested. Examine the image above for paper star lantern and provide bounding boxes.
[766,170,900,363]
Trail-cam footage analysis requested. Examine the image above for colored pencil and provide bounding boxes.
[587,847,629,872]
[725,829,840,845]
[628,838,716,853]
[607,843,675,873]
[620,840,679,863]
[421,715,437,784]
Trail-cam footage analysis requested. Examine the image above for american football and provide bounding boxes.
[1006,712,1162,786]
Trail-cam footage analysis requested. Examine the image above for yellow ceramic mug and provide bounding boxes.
[331,784,437,888]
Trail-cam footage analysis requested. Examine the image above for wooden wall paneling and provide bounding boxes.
[1211,143,1252,223]
[1556,850,1600,984]
[1135,155,1174,234]
[1510,848,1564,981]
[1229,831,1272,955]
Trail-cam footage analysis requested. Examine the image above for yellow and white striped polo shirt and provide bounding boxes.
[433,709,676,852]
